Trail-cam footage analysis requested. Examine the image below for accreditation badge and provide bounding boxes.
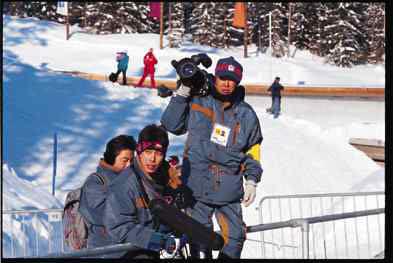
[210,123,231,146]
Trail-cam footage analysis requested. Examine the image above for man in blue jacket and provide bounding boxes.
[115,50,129,85]
[79,134,136,252]
[267,76,284,118]
[161,56,263,258]
[102,124,178,259]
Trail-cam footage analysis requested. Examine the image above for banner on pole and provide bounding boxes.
[149,2,161,19]
[57,1,68,16]
[232,2,246,28]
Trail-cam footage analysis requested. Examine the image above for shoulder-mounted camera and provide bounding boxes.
[171,53,213,97]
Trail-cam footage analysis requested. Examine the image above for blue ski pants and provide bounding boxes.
[272,96,281,118]
[187,200,247,258]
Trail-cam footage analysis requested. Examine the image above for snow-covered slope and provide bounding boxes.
[3,15,384,87]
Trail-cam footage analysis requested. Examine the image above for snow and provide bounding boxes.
[2,15,385,258]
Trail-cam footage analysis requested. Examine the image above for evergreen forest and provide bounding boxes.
[3,2,385,67]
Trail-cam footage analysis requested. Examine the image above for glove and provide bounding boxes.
[148,233,176,253]
[161,236,183,259]
[164,235,177,254]
[175,83,191,98]
[242,180,257,207]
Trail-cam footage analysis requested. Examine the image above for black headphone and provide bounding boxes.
[103,135,136,165]
[103,148,116,165]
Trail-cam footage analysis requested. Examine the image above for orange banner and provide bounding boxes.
[232,2,246,28]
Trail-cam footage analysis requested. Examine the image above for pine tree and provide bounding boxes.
[135,2,156,33]
[253,2,274,53]
[324,2,368,67]
[290,3,311,51]
[270,3,288,57]
[6,2,29,17]
[190,2,215,46]
[69,2,89,27]
[4,2,60,22]
[183,2,193,35]
[168,2,185,48]
[209,3,231,48]
[366,3,385,64]
[248,2,262,51]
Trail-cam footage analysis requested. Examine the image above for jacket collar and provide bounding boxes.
[97,159,119,179]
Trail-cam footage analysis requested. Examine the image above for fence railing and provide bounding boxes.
[2,208,64,258]
[30,208,384,259]
[2,191,385,259]
[257,191,385,259]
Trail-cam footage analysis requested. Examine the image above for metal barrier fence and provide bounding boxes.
[2,208,65,258]
[19,208,386,259]
[257,191,385,259]
[2,191,385,258]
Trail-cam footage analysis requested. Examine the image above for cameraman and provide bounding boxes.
[161,56,263,258]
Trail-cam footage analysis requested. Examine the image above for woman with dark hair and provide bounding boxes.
[78,134,137,252]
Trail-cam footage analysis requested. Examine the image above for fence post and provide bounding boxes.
[292,219,310,259]
[300,221,310,259]
[52,132,58,196]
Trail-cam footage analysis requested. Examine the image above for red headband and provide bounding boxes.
[136,141,165,155]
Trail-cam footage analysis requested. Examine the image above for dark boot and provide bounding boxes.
[217,251,233,259]
[189,244,212,259]
[122,70,127,85]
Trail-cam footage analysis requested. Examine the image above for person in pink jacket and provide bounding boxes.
[137,48,158,88]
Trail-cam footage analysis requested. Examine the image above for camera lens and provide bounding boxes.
[179,62,197,79]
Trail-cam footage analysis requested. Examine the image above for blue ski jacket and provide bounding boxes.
[78,161,120,251]
[161,85,263,205]
[268,82,284,98]
[117,54,129,71]
[102,160,171,257]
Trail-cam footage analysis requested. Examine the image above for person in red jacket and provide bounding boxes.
[137,48,158,88]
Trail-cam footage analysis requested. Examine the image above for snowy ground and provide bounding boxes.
[2,15,385,258]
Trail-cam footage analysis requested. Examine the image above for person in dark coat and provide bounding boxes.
[137,48,158,88]
[267,76,284,118]
[115,50,129,85]
[161,56,263,258]
[78,135,136,253]
[102,124,180,259]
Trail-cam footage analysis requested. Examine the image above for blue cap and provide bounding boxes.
[215,56,243,84]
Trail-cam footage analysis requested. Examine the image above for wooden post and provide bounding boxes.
[160,2,164,49]
[84,2,87,28]
[257,15,261,56]
[269,11,272,56]
[224,7,228,48]
[258,3,262,55]
[52,132,58,196]
[288,3,292,57]
[66,3,70,40]
[169,2,172,48]
[244,2,248,58]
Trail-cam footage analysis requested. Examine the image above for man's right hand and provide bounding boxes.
[175,83,191,98]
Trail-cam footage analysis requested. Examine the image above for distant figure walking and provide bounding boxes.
[267,77,284,118]
[115,50,129,85]
[137,48,158,88]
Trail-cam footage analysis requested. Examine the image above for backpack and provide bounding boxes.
[109,72,118,82]
[62,173,107,250]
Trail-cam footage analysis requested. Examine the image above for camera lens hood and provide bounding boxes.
[178,60,198,79]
